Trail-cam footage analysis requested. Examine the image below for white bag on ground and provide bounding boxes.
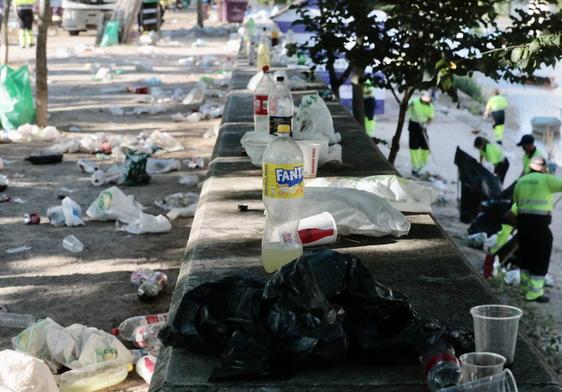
[146,158,181,174]
[303,187,410,238]
[86,186,143,224]
[0,350,59,392]
[293,94,341,144]
[123,212,172,234]
[62,197,85,226]
[146,130,184,152]
[307,175,440,213]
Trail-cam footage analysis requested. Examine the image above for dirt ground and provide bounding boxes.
[0,7,235,390]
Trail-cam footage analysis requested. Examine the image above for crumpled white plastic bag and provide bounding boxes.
[303,187,410,238]
[0,350,59,392]
[86,186,143,224]
[293,94,341,144]
[146,130,184,152]
[12,318,132,371]
[307,175,440,213]
[123,212,172,234]
[146,158,181,174]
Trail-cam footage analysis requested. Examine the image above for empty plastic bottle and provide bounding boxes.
[129,348,149,365]
[112,313,168,341]
[421,341,462,391]
[254,65,274,134]
[0,312,35,328]
[63,235,84,253]
[56,360,131,392]
[268,76,293,136]
[256,27,271,71]
[137,272,168,302]
[133,322,163,354]
[136,355,157,384]
[77,160,99,174]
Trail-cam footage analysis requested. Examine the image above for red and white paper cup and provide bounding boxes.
[296,141,320,177]
[298,212,338,247]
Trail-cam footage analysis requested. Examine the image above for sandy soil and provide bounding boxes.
[0,7,235,390]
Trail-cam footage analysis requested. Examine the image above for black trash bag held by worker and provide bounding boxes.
[159,250,473,381]
[455,147,502,223]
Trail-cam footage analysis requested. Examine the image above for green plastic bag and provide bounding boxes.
[100,21,120,47]
[0,65,35,130]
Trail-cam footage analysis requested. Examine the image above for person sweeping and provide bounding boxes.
[512,157,562,303]
[483,89,508,144]
[474,136,510,184]
[407,94,434,177]
[15,0,35,48]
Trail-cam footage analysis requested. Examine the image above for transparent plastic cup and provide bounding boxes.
[460,352,506,383]
[470,305,523,364]
[437,369,518,391]
[62,235,84,253]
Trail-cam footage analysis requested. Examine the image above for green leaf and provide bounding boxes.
[529,40,540,53]
[510,47,523,62]
[435,58,448,70]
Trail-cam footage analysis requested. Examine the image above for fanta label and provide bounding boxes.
[263,163,304,199]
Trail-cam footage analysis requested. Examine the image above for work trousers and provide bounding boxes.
[517,213,552,277]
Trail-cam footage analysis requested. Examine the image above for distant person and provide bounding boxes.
[517,134,546,176]
[483,89,508,144]
[15,0,35,48]
[474,136,510,184]
[407,94,434,176]
[363,78,376,140]
[512,157,562,303]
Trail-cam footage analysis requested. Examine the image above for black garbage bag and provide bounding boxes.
[455,147,502,223]
[468,199,513,235]
[25,150,63,165]
[122,148,151,186]
[160,250,473,382]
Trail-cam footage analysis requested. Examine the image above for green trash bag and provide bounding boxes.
[100,21,120,47]
[0,65,35,130]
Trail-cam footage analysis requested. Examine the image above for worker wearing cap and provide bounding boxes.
[14,0,35,48]
[483,89,508,144]
[512,157,562,302]
[407,94,434,176]
[517,134,546,176]
[474,136,510,184]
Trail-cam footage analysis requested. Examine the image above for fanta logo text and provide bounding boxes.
[275,167,304,187]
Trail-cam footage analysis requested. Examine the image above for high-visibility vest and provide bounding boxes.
[407,97,434,124]
[522,148,545,175]
[486,95,508,112]
[514,172,562,215]
[482,143,504,165]
[15,0,35,7]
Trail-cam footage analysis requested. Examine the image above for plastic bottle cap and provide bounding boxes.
[276,76,284,82]
[262,65,270,73]
[277,124,290,134]
[111,328,119,336]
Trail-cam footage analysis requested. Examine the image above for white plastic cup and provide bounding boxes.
[460,352,506,383]
[296,141,320,177]
[298,212,337,247]
[437,369,518,391]
[136,355,157,384]
[63,235,84,253]
[470,305,523,364]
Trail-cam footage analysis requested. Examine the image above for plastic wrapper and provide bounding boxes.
[86,186,143,224]
[146,130,184,152]
[159,250,473,381]
[0,350,59,392]
[123,212,172,235]
[146,158,181,174]
[293,93,341,144]
[155,192,199,210]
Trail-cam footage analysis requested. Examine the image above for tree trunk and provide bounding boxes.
[35,0,50,127]
[388,88,414,164]
[1,0,11,64]
[197,0,204,28]
[351,65,365,125]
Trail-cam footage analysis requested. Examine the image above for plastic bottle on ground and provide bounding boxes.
[254,65,274,134]
[0,312,35,328]
[112,313,168,341]
[77,160,99,174]
[267,76,293,136]
[421,341,462,391]
[136,355,157,384]
[56,360,131,392]
[261,121,304,273]
[137,272,168,302]
[133,322,164,354]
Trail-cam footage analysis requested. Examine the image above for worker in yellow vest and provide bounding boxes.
[516,134,546,176]
[512,157,562,302]
[474,136,510,184]
[483,89,508,144]
[407,94,434,176]
[15,0,35,48]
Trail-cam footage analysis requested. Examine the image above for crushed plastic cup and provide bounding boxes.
[437,369,517,391]
[296,140,321,177]
[63,235,84,253]
[470,305,523,364]
[298,212,337,247]
[460,352,506,383]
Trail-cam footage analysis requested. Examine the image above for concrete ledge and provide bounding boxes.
[149,64,562,392]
